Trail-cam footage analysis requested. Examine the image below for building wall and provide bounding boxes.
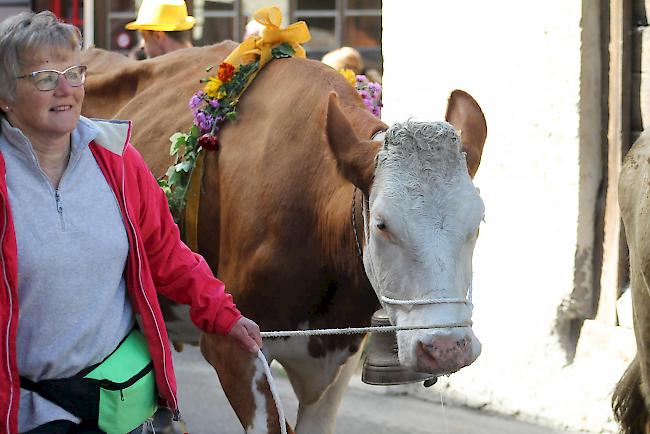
[382,1,634,432]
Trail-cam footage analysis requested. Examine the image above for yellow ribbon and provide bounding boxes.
[223,6,311,69]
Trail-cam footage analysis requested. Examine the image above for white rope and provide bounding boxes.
[257,349,287,434]
[259,321,471,339]
[381,296,467,305]
[256,322,471,434]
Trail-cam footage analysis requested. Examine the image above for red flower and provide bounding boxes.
[198,134,219,151]
[217,62,235,82]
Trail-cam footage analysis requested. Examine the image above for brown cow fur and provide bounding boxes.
[81,42,486,433]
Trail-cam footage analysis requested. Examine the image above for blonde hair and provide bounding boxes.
[321,47,364,74]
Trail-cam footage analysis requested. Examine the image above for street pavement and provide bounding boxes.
[166,345,580,434]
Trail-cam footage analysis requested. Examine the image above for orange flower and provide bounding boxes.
[218,62,235,82]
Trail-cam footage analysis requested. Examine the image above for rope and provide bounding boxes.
[257,349,288,434]
[381,296,468,305]
[259,321,471,339]
[256,321,472,434]
[256,320,472,434]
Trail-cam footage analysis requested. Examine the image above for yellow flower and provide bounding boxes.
[339,68,356,87]
[204,77,225,99]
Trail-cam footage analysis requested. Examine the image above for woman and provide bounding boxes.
[0,11,262,434]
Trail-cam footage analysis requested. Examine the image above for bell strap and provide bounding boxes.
[184,151,205,252]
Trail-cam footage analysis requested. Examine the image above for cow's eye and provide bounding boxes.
[377,222,387,231]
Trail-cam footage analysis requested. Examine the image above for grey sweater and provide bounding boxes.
[0,117,135,432]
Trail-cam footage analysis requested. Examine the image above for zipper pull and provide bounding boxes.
[54,190,63,213]
[120,389,124,401]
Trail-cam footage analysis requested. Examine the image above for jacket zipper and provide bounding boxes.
[54,188,65,230]
[1,197,14,433]
[119,160,179,414]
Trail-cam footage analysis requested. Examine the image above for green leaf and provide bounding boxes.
[169,133,187,155]
[175,160,193,173]
[160,184,171,197]
[272,43,294,59]
[168,170,182,187]
[189,125,200,138]
[170,132,185,143]
[165,166,177,179]
[174,185,187,200]
[226,111,237,121]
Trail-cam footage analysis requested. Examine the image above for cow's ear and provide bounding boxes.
[445,89,487,179]
[326,92,381,195]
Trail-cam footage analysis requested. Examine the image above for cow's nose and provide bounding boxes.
[416,333,474,374]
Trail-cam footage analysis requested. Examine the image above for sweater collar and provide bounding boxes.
[0,115,99,164]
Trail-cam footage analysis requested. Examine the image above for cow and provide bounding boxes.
[81,41,488,434]
[613,133,650,434]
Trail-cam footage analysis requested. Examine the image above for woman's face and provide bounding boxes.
[6,47,84,145]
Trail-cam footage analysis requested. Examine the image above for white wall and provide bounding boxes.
[382,1,634,432]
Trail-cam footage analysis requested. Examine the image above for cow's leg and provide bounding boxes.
[277,338,365,434]
[200,333,294,434]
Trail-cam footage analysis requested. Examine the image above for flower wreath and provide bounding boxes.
[158,6,383,220]
[158,6,310,214]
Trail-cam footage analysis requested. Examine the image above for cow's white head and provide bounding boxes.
[326,90,487,376]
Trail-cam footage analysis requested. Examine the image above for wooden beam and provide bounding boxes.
[598,0,633,324]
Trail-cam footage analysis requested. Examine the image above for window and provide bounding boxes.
[291,0,382,73]
[33,0,84,29]
[189,0,239,46]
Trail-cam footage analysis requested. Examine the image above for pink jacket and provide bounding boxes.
[0,119,241,433]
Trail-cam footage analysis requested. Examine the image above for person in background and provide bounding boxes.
[321,46,364,75]
[321,45,382,84]
[126,0,194,58]
[0,11,261,434]
[243,18,264,40]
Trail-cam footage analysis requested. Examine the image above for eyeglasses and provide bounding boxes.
[16,65,87,91]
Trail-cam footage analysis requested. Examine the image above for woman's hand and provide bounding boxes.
[227,316,263,353]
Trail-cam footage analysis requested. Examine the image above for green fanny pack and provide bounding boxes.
[20,328,158,434]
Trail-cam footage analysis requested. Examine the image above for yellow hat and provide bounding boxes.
[125,0,195,31]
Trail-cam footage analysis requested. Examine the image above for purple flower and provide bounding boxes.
[201,116,215,133]
[209,99,220,109]
[369,82,382,93]
[189,91,204,111]
[193,111,215,134]
[193,111,205,126]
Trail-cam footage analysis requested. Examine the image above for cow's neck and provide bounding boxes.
[316,182,379,324]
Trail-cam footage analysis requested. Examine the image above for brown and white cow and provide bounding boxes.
[613,133,650,434]
[81,42,487,434]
